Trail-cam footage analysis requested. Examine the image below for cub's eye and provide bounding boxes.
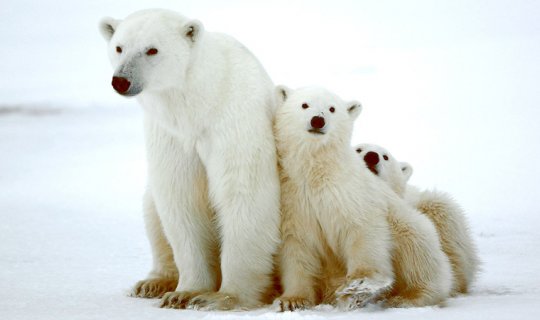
[302,103,309,109]
[329,106,335,113]
[116,46,122,53]
[383,155,389,161]
[146,48,158,56]
[356,148,362,153]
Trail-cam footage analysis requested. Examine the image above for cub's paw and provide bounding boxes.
[187,292,239,311]
[384,296,415,308]
[160,291,203,309]
[273,296,313,312]
[335,277,392,310]
[131,278,177,298]
[384,292,444,308]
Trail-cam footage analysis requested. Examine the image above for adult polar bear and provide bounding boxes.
[99,9,280,310]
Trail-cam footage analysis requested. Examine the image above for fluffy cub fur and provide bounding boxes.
[274,86,452,310]
[355,143,479,295]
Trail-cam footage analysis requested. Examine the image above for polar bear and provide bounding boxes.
[273,86,452,311]
[355,143,479,295]
[99,9,281,310]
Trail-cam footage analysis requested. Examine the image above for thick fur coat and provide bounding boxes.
[100,9,280,310]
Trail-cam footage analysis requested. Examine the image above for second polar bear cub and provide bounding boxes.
[274,86,452,311]
[355,143,479,295]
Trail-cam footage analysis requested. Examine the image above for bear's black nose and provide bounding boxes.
[112,76,131,94]
[364,151,380,166]
[310,116,325,129]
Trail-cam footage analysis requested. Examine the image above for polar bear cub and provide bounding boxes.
[274,86,452,310]
[355,143,479,295]
[99,9,281,310]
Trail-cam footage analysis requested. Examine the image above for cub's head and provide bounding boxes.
[354,143,413,196]
[99,9,203,97]
[275,86,362,149]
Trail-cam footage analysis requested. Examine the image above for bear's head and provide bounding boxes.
[275,86,362,150]
[354,143,413,196]
[99,9,203,97]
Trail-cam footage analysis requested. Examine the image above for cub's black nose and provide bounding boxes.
[112,76,131,94]
[310,116,325,129]
[364,151,380,166]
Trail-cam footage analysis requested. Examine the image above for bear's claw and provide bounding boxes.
[186,292,239,311]
[160,291,202,309]
[131,278,177,299]
[274,296,312,312]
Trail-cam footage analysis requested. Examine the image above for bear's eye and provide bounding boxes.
[302,103,309,109]
[329,106,335,113]
[116,46,122,53]
[383,155,389,161]
[146,48,158,56]
[356,148,362,153]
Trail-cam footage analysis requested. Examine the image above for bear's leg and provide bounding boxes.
[384,207,452,307]
[153,150,220,309]
[274,234,320,312]
[187,142,281,310]
[415,191,479,295]
[335,222,394,310]
[274,203,322,311]
[132,190,178,298]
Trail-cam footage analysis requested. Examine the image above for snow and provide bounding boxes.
[1,0,540,319]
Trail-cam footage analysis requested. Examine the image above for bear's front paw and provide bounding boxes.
[187,292,239,311]
[273,296,313,312]
[131,278,177,298]
[160,291,203,309]
[335,277,392,310]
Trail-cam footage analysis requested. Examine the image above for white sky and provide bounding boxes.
[1,0,539,222]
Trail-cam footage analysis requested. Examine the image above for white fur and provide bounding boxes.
[355,143,480,295]
[274,87,451,310]
[100,9,280,309]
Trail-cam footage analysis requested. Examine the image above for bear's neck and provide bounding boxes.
[277,136,354,184]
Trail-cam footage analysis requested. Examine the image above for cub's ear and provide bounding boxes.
[400,162,413,181]
[276,85,292,104]
[347,101,362,120]
[99,17,120,41]
[183,20,204,43]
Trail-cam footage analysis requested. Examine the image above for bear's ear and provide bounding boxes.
[347,101,362,120]
[182,20,204,44]
[400,162,413,181]
[275,85,291,104]
[99,17,120,41]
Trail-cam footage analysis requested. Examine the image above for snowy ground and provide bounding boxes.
[1,106,539,320]
[1,0,540,319]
